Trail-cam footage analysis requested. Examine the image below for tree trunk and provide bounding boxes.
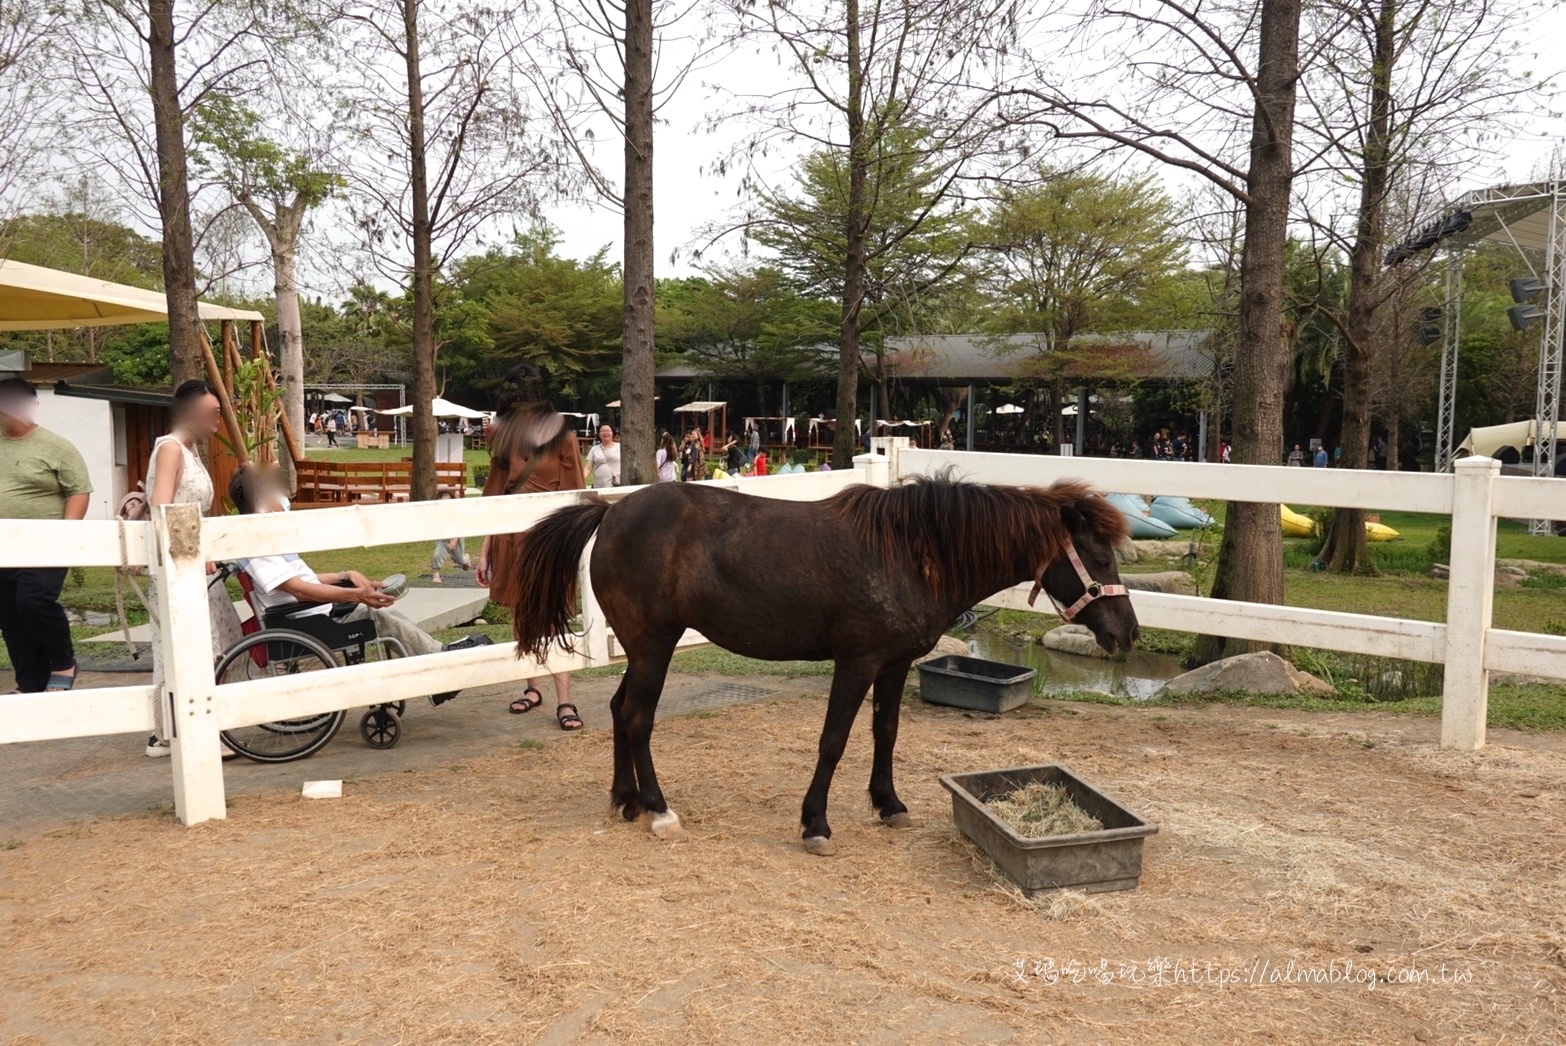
[834,0,867,470]
[273,237,306,464]
[403,0,438,501]
[1316,0,1394,576]
[619,0,656,486]
[1189,0,1301,667]
[146,0,204,388]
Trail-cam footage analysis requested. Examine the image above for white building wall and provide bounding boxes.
[35,389,123,521]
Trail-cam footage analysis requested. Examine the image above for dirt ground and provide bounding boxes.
[3,693,1564,1044]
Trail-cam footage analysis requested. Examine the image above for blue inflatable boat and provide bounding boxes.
[1149,495,1216,530]
[1106,493,1179,539]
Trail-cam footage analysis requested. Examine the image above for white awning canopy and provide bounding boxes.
[378,396,487,419]
[673,400,727,413]
[0,259,265,331]
[1454,419,1566,460]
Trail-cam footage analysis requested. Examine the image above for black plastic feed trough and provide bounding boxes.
[917,655,1035,714]
[940,764,1159,894]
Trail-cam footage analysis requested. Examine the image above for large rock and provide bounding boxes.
[1114,538,1139,564]
[1121,571,1199,596]
[1155,651,1333,698]
[1041,624,1110,659]
[918,634,971,663]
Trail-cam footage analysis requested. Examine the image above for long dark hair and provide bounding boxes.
[172,379,219,419]
[489,365,571,467]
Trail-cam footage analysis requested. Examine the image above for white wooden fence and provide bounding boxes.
[1,439,1563,826]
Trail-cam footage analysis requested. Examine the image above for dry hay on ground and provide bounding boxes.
[2,696,1564,1044]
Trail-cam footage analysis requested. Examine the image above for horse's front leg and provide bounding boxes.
[801,660,877,856]
[868,660,913,827]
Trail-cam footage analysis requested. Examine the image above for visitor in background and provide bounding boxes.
[746,425,761,464]
[680,429,708,482]
[144,380,240,756]
[1313,445,1329,468]
[723,436,745,474]
[939,430,954,450]
[476,366,584,730]
[0,378,91,694]
[655,431,678,482]
[753,448,768,477]
[1332,444,1342,467]
[325,413,339,447]
[1287,444,1304,467]
[1399,440,1420,472]
[1373,436,1388,470]
[586,423,621,488]
[429,490,472,584]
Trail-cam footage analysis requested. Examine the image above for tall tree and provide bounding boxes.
[192,96,344,456]
[0,1,63,229]
[1300,0,1542,573]
[999,0,1306,664]
[527,0,712,483]
[339,0,557,499]
[720,0,1026,466]
[976,166,1184,444]
[63,1,285,387]
[747,133,976,439]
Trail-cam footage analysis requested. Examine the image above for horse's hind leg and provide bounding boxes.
[620,638,681,839]
[800,660,877,856]
[607,673,639,820]
[868,660,913,828]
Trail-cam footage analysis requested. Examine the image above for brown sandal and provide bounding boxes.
[555,703,583,731]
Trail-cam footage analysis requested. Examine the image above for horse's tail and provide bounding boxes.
[510,496,610,660]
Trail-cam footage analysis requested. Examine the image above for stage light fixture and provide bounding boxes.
[1417,306,1444,346]
[1510,276,1545,304]
[1508,304,1544,332]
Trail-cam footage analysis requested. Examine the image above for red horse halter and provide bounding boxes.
[1028,540,1129,622]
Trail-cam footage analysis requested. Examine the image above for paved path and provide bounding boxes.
[0,669,817,839]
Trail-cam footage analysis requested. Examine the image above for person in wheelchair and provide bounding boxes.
[228,467,491,703]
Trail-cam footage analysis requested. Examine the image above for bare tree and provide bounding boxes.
[58,1,283,385]
[337,0,560,499]
[0,1,64,231]
[994,0,1308,664]
[1298,0,1543,573]
[525,0,712,484]
[715,0,1028,467]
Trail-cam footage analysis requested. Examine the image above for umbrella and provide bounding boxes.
[378,396,488,419]
[321,392,352,404]
[994,403,1025,414]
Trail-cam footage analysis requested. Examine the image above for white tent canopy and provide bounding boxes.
[0,258,264,331]
[378,396,487,419]
[1454,419,1566,461]
[993,403,1025,414]
[673,400,727,413]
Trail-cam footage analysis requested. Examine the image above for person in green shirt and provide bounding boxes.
[0,378,93,693]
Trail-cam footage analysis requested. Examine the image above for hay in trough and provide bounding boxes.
[986,782,1103,837]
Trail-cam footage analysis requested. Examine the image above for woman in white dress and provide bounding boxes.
[143,380,242,757]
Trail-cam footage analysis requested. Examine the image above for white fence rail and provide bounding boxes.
[2,438,1563,827]
[895,445,1566,755]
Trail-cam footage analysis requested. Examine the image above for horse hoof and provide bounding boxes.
[650,810,684,841]
[802,835,836,857]
[881,812,913,829]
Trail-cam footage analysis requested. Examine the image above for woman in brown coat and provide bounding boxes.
[475,370,586,729]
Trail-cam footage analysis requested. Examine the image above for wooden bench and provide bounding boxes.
[294,459,469,506]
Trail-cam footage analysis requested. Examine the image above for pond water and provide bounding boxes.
[962,631,1188,702]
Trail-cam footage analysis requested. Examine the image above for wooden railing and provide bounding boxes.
[293,459,469,505]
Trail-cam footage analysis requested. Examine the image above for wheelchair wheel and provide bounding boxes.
[359,707,401,749]
[215,630,346,763]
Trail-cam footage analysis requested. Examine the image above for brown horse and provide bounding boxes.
[509,474,1137,854]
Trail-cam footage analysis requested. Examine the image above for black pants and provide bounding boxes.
[0,568,73,692]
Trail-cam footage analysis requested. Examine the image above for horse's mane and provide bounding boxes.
[830,474,1129,601]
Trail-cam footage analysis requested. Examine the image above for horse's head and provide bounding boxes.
[1028,493,1140,655]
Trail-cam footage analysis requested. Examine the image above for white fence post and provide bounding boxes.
[578,536,610,664]
[1441,456,1501,751]
[152,502,227,824]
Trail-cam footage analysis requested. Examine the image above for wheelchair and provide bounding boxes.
[210,566,415,763]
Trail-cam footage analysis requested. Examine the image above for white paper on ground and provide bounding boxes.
[302,780,343,799]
